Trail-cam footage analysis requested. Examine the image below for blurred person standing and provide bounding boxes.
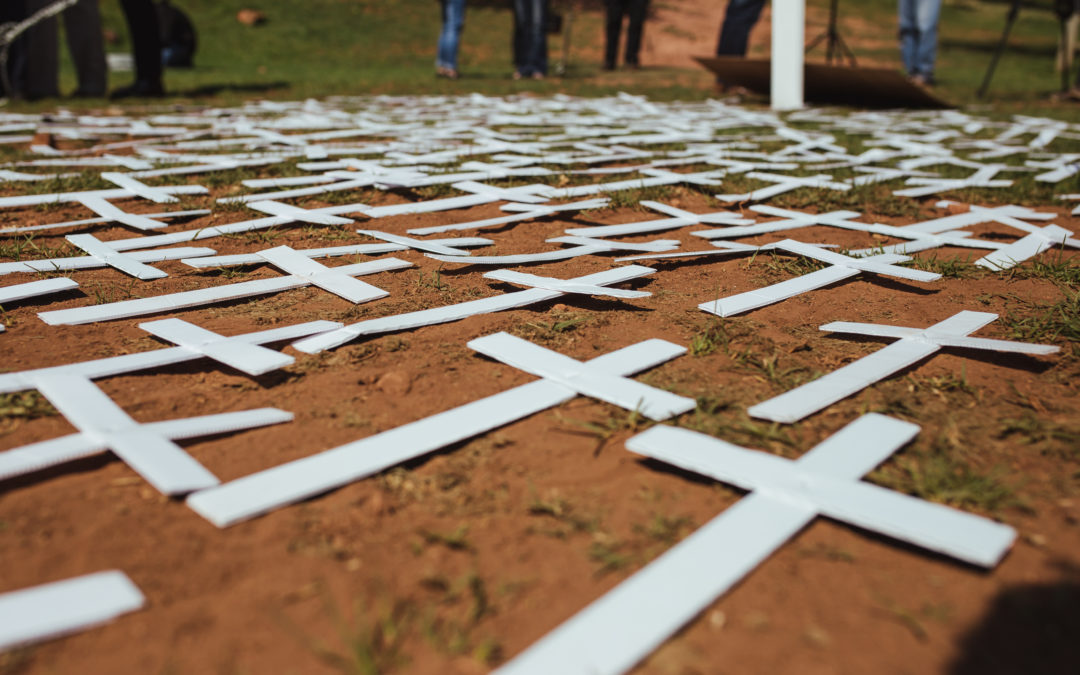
[512,0,548,79]
[604,0,648,70]
[436,0,466,78]
[715,0,765,58]
[21,0,107,99]
[112,0,163,97]
[898,0,941,85]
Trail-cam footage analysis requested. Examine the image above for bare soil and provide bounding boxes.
[0,166,1078,675]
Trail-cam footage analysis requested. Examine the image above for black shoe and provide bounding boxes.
[71,88,106,99]
[603,61,616,71]
[110,80,165,99]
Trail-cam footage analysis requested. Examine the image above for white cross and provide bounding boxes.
[0,278,79,306]
[715,172,851,203]
[893,165,1012,198]
[2,373,292,495]
[1030,154,1080,183]
[0,207,210,236]
[291,265,656,353]
[425,236,679,266]
[750,311,1059,423]
[699,239,940,317]
[492,414,1015,675]
[539,169,726,199]
[99,172,186,204]
[354,229,485,256]
[903,202,1056,234]
[245,199,355,226]
[975,223,1076,270]
[690,205,866,239]
[187,332,691,527]
[0,184,206,209]
[614,240,832,263]
[0,571,144,652]
[137,318,296,376]
[562,200,753,238]
[253,245,395,303]
[182,238,492,269]
[0,235,216,279]
[38,253,410,326]
[408,198,609,236]
[845,228,1007,257]
[0,320,340,393]
[849,166,939,187]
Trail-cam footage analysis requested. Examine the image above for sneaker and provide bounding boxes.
[435,66,459,80]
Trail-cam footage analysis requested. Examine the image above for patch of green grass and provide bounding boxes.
[511,310,591,345]
[554,406,651,455]
[997,290,1080,346]
[633,513,693,546]
[588,540,632,576]
[280,588,414,675]
[0,235,74,261]
[418,525,471,551]
[0,391,57,419]
[999,413,1080,459]
[869,444,1019,515]
[526,491,600,537]
[904,254,982,279]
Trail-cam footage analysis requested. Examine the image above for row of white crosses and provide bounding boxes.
[1,94,1077,662]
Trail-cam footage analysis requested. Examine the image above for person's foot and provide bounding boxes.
[603,61,615,71]
[435,66,459,80]
[531,71,545,80]
[110,80,164,99]
[625,60,640,70]
[513,70,524,80]
[909,73,935,87]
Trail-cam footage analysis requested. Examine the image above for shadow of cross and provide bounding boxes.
[493,414,1016,675]
[0,373,292,496]
[187,332,693,527]
[750,311,1060,423]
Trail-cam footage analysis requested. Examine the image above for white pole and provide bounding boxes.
[771,0,805,110]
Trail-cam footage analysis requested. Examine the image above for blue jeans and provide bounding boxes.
[898,0,941,79]
[437,0,466,71]
[512,0,548,76]
[715,0,766,57]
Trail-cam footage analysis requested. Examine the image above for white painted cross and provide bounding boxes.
[0,206,211,235]
[425,236,680,266]
[715,172,850,203]
[699,240,940,317]
[893,165,1012,198]
[690,205,865,239]
[182,238,492,269]
[492,414,1014,675]
[408,198,610,236]
[750,311,1059,423]
[99,172,188,204]
[2,373,292,495]
[974,223,1075,270]
[539,169,727,199]
[0,184,206,209]
[186,332,693,527]
[562,200,753,238]
[38,253,410,326]
[0,236,215,278]
[0,278,79,306]
[353,230,487,257]
[0,571,145,652]
[0,320,340,393]
[291,265,656,354]
[245,199,356,226]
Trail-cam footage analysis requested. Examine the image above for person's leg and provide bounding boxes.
[604,0,624,70]
[62,0,107,96]
[437,0,466,72]
[914,0,942,82]
[116,0,163,96]
[897,0,919,76]
[23,0,61,99]
[512,0,528,75]
[528,0,548,76]
[716,0,766,57]
[624,0,648,66]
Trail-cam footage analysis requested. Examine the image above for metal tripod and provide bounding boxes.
[805,0,858,66]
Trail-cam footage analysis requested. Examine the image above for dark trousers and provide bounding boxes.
[604,0,648,68]
[119,0,162,86]
[715,0,766,57]
[512,0,548,76]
